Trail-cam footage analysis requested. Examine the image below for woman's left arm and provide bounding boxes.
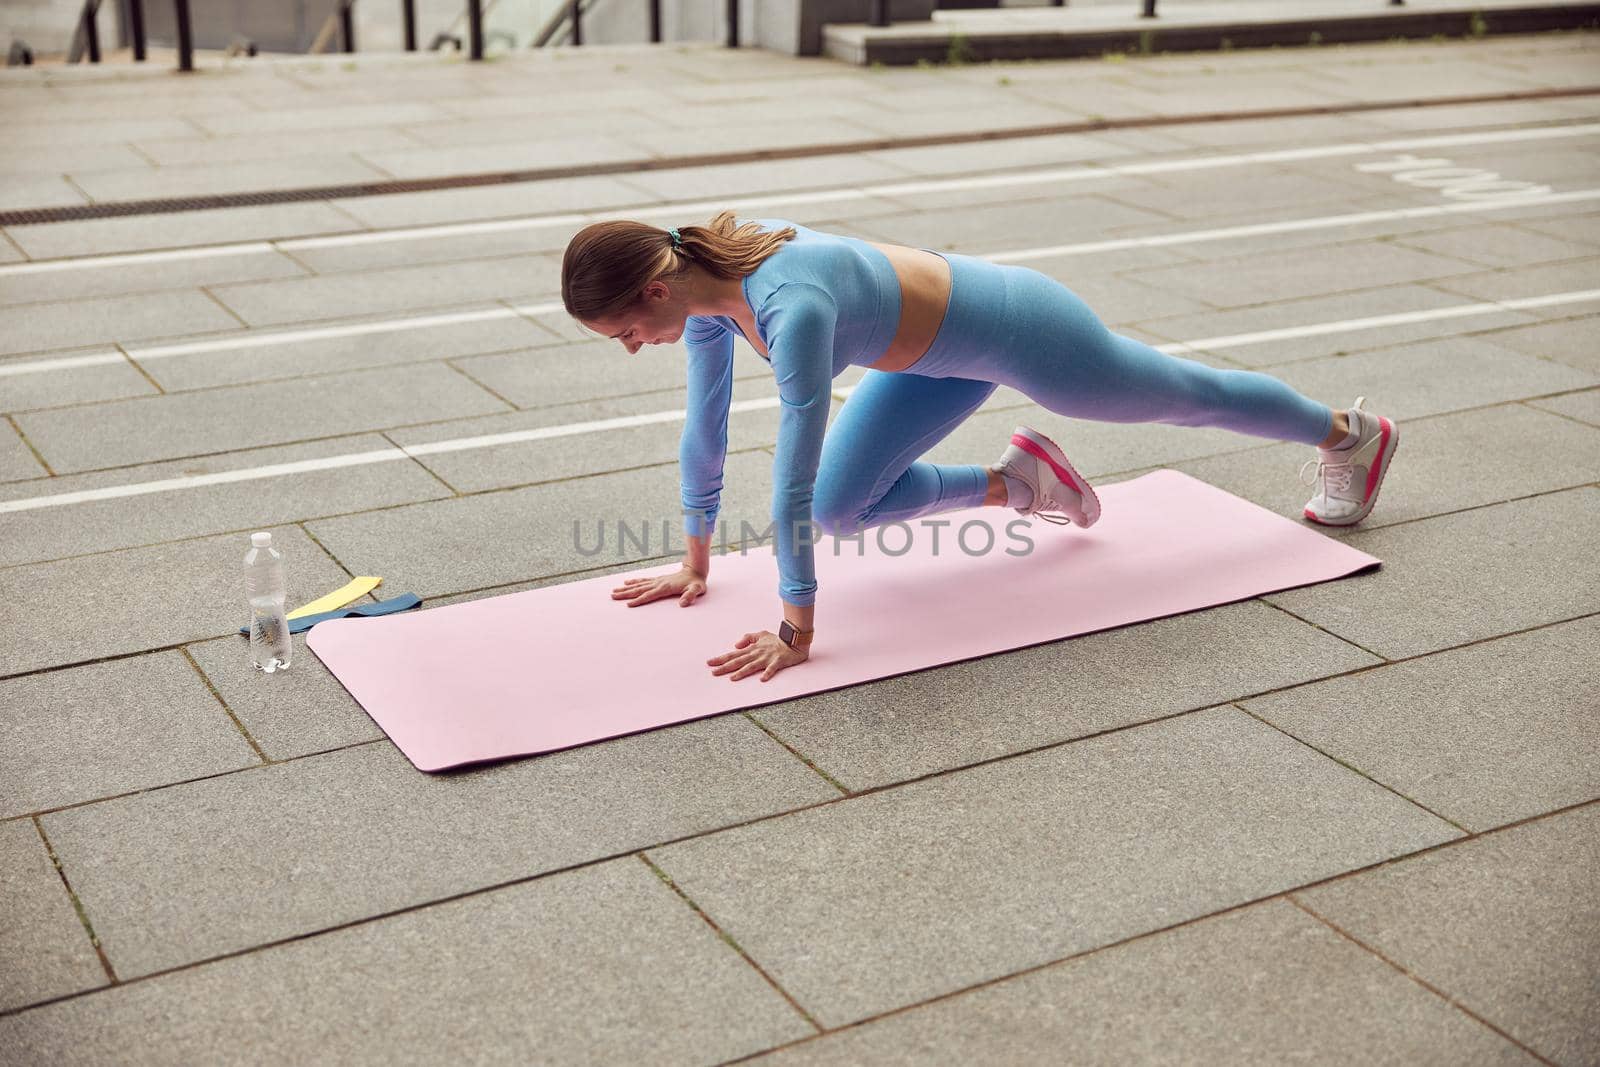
[707,281,837,682]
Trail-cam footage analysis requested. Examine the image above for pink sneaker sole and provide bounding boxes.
[1011,427,1101,528]
[1304,415,1399,527]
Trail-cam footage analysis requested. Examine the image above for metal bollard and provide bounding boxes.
[467,0,483,58]
[174,0,193,70]
[340,1,355,52]
[649,0,662,43]
[82,1,101,63]
[129,0,146,60]
[727,0,739,47]
[1141,0,1157,16]
[870,0,890,28]
[571,0,582,45]
[402,0,416,50]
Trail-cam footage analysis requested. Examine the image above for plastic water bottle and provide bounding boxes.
[244,531,291,673]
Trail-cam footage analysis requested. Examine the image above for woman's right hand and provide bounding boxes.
[610,564,707,608]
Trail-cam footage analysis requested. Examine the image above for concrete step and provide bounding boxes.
[824,0,1600,64]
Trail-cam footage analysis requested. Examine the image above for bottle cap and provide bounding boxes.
[251,532,272,547]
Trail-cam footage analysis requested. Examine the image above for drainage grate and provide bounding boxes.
[3,85,1598,228]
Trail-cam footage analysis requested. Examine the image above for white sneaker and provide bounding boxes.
[1300,396,1399,526]
[991,425,1101,528]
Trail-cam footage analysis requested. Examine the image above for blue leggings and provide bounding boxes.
[811,251,1334,534]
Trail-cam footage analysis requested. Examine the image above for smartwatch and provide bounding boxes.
[778,620,814,650]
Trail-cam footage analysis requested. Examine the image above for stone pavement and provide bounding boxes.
[1,29,1598,1065]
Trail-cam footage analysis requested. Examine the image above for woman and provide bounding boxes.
[561,212,1398,684]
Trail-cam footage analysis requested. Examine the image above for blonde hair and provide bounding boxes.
[561,210,797,322]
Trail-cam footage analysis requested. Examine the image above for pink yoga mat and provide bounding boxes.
[309,470,1380,773]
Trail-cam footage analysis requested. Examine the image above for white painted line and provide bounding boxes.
[983,187,1600,264]
[5,185,1596,381]
[1165,289,1600,352]
[3,286,1595,516]
[2,121,1597,277]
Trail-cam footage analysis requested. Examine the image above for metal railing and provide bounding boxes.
[41,0,1421,72]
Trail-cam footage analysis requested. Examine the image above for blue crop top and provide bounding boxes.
[679,218,903,607]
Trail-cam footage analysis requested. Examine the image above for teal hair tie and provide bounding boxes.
[668,228,682,248]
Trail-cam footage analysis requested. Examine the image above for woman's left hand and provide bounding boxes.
[708,630,808,682]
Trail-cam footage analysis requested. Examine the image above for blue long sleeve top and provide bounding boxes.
[679,218,904,607]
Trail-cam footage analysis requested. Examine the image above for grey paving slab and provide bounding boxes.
[754,598,1378,791]
[1,856,811,1066]
[0,434,452,568]
[1103,167,1378,223]
[0,353,160,416]
[40,716,838,978]
[1358,96,1600,132]
[0,418,45,481]
[910,375,1249,483]
[628,116,893,158]
[0,820,104,1014]
[0,143,149,180]
[1390,222,1600,271]
[0,250,310,309]
[1244,614,1600,833]
[1265,488,1600,660]
[307,449,776,598]
[1265,333,1600,420]
[190,101,454,138]
[0,291,240,359]
[16,363,507,474]
[208,253,558,327]
[185,632,383,761]
[1295,804,1600,1067]
[134,310,550,393]
[1516,209,1600,250]
[394,374,783,495]
[0,652,259,820]
[1438,142,1600,186]
[1167,401,1600,534]
[399,110,665,148]
[133,126,422,167]
[1146,110,1403,149]
[1532,385,1600,426]
[1482,314,1600,375]
[4,202,365,261]
[0,174,90,211]
[326,172,653,229]
[358,135,649,182]
[750,899,1536,1066]
[1135,284,1543,367]
[1029,263,1215,325]
[2,118,200,147]
[0,235,22,265]
[1430,256,1600,313]
[1136,240,1487,308]
[618,155,913,204]
[866,165,1168,215]
[649,707,1460,1028]
[843,101,1092,141]
[447,335,726,409]
[858,130,1135,180]
[283,226,571,277]
[0,524,350,677]
[68,156,392,203]
[847,194,1175,256]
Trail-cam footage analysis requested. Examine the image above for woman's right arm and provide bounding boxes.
[680,316,736,578]
[611,318,731,609]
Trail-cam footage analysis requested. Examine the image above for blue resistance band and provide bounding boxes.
[239,593,422,636]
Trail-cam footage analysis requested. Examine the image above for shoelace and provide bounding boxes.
[1299,455,1355,497]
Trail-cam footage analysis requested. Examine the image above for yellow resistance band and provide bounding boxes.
[287,576,383,620]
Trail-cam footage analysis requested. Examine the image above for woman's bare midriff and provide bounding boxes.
[726,242,952,373]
